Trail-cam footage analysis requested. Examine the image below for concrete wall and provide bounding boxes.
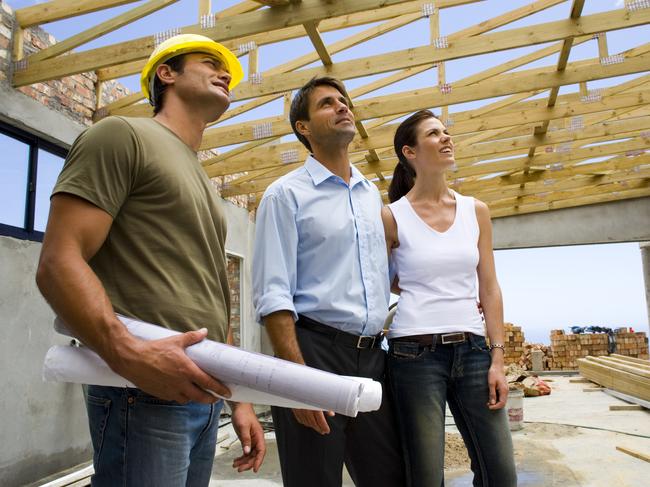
[0,237,91,486]
[493,197,650,250]
[222,200,260,353]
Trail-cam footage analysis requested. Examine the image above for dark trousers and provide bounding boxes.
[272,322,406,487]
[387,335,517,487]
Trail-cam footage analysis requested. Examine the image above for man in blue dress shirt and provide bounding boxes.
[253,77,405,486]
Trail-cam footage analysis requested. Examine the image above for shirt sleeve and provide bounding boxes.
[52,116,141,218]
[252,190,299,324]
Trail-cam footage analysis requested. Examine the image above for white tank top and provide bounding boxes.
[387,190,485,338]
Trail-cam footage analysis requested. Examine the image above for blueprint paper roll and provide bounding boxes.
[47,315,383,417]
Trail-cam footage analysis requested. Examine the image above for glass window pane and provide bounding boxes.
[35,149,65,232]
[0,132,29,228]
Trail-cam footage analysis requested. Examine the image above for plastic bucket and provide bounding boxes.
[506,389,524,431]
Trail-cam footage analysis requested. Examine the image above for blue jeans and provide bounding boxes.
[84,385,222,487]
[387,334,517,487]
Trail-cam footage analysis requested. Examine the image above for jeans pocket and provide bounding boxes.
[86,394,111,464]
[133,390,183,407]
[469,334,490,353]
[389,341,428,360]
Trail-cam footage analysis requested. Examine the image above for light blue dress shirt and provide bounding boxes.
[253,155,390,336]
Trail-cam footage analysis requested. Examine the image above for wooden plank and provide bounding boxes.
[303,21,333,65]
[11,0,422,87]
[28,0,179,63]
[214,1,261,19]
[609,405,644,411]
[604,356,650,371]
[603,389,650,409]
[253,0,291,5]
[229,8,650,101]
[104,11,422,117]
[610,354,650,366]
[483,170,650,210]
[15,0,140,28]
[616,446,650,464]
[489,188,650,219]
[570,378,592,383]
[205,88,650,171]
[199,0,211,19]
[355,53,650,121]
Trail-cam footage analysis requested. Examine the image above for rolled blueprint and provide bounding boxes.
[45,315,383,417]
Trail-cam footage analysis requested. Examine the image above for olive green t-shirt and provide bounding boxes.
[53,116,229,343]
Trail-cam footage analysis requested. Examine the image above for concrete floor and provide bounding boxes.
[209,376,650,486]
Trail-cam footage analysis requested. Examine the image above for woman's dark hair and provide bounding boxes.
[289,76,350,152]
[152,54,187,115]
[388,109,438,203]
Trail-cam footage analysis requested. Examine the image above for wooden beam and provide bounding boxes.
[11,0,423,87]
[27,0,179,63]
[487,174,650,211]
[587,356,650,379]
[610,354,650,366]
[355,53,650,121]
[492,187,650,218]
[202,79,650,156]
[214,1,261,19]
[199,0,211,19]
[303,21,332,65]
[616,446,650,464]
[15,0,140,28]
[205,89,650,179]
[102,11,422,118]
[229,8,650,101]
[253,0,291,6]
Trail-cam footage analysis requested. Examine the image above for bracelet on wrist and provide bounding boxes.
[489,343,505,352]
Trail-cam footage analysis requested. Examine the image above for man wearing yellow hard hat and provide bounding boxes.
[37,34,263,486]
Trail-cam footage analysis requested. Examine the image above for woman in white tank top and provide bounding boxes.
[382,110,516,487]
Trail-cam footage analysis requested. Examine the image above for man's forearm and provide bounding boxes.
[262,310,305,364]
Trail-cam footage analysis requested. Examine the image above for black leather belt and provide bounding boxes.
[390,332,469,347]
[296,314,384,349]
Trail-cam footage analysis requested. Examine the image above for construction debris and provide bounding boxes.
[504,364,552,397]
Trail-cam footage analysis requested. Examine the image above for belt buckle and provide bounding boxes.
[441,332,465,345]
[357,335,376,349]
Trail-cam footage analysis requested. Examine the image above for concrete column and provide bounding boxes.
[640,242,650,334]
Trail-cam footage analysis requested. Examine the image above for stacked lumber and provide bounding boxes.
[548,330,608,369]
[503,323,525,365]
[577,354,650,402]
[517,343,551,370]
[614,331,649,359]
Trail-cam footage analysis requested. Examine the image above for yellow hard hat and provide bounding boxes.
[140,33,244,103]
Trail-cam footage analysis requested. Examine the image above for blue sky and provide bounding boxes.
[6,0,650,343]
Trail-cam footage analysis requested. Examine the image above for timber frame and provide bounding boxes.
[11,0,650,217]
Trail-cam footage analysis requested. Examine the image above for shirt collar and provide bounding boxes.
[304,154,370,189]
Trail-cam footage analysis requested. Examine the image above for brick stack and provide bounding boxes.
[614,331,649,359]
[518,343,552,370]
[548,330,609,369]
[503,323,525,365]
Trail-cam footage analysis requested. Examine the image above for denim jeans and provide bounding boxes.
[387,334,517,487]
[84,385,222,487]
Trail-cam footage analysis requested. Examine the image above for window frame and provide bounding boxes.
[0,120,68,242]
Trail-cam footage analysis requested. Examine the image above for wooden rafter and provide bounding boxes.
[11,0,650,218]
